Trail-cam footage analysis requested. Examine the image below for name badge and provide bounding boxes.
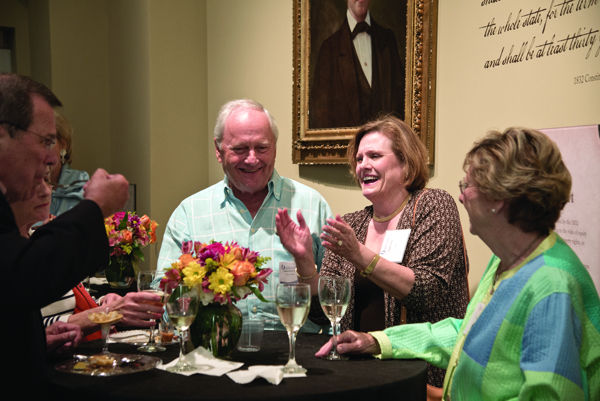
[380,229,411,262]
[279,261,298,284]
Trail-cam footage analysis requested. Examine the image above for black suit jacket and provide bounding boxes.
[0,193,108,394]
[310,17,405,129]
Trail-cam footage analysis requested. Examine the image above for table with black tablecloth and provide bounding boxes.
[48,330,427,401]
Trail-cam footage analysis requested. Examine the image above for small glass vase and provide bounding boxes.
[189,302,243,359]
[105,255,136,289]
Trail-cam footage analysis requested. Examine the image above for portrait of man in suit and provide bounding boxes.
[309,0,407,129]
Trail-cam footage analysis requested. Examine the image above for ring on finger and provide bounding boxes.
[337,240,343,246]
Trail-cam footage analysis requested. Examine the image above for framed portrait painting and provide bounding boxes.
[292,0,438,166]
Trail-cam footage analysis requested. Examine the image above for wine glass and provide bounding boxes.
[88,307,122,355]
[318,276,351,360]
[137,271,166,352]
[276,283,311,374]
[165,284,200,372]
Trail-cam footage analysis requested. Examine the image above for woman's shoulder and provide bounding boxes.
[412,188,459,210]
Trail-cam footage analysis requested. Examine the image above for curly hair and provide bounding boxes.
[464,127,571,233]
[347,115,429,192]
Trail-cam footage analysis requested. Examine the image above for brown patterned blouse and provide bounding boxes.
[309,188,470,387]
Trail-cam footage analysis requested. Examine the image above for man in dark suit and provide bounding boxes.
[310,0,405,129]
[0,73,129,394]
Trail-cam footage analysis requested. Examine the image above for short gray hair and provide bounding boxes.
[213,99,279,149]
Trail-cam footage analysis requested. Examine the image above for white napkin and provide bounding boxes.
[159,346,243,376]
[88,277,107,285]
[227,366,306,385]
[109,330,148,343]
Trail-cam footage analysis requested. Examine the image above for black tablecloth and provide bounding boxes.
[47,331,427,400]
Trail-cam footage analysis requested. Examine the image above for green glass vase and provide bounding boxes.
[189,302,243,359]
[105,255,136,289]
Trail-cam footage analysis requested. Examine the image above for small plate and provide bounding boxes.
[55,354,162,376]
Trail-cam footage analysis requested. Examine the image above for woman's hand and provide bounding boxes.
[315,330,381,357]
[103,292,164,327]
[320,215,362,263]
[276,208,315,264]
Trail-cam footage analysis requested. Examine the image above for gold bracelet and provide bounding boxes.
[360,254,380,278]
[296,264,318,280]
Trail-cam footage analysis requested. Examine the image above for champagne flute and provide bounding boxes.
[165,284,200,372]
[137,271,166,352]
[318,276,351,360]
[276,283,311,374]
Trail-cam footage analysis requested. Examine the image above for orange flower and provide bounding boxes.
[140,215,151,228]
[150,221,158,243]
[122,230,133,244]
[179,253,196,267]
[229,260,256,286]
[230,246,244,261]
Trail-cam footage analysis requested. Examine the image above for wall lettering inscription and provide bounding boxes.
[479,0,599,68]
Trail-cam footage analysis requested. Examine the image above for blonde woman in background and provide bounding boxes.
[49,112,89,216]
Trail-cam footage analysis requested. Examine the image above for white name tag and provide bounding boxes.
[380,229,411,263]
[279,261,298,284]
[463,302,486,335]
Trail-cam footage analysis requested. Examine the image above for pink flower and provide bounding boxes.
[113,211,126,224]
[253,268,272,292]
[181,241,193,254]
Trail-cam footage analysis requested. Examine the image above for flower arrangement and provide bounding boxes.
[104,211,158,288]
[160,240,273,306]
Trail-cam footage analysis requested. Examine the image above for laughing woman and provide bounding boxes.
[276,116,470,391]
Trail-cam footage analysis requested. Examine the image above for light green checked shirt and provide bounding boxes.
[157,170,332,332]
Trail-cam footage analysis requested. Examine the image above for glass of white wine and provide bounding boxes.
[165,284,200,373]
[318,276,351,360]
[137,271,166,353]
[276,283,311,374]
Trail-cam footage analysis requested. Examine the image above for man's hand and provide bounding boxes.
[83,169,129,218]
[46,321,83,355]
[315,330,381,357]
[103,292,164,327]
[275,208,315,263]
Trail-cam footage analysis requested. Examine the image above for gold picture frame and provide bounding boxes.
[292,0,438,165]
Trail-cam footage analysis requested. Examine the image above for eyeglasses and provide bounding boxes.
[458,180,474,195]
[0,121,56,150]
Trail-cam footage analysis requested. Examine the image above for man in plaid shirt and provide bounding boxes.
[158,99,332,332]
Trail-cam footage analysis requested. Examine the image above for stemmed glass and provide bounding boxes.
[137,271,166,352]
[276,283,311,374]
[165,284,200,373]
[318,276,351,360]
[88,307,122,355]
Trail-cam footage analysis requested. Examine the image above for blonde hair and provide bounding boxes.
[54,111,74,165]
[464,127,571,233]
[348,115,429,191]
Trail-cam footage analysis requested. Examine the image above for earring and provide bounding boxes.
[60,149,66,164]
[491,208,496,213]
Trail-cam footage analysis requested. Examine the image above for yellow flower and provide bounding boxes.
[182,262,207,286]
[220,251,236,267]
[208,268,234,295]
